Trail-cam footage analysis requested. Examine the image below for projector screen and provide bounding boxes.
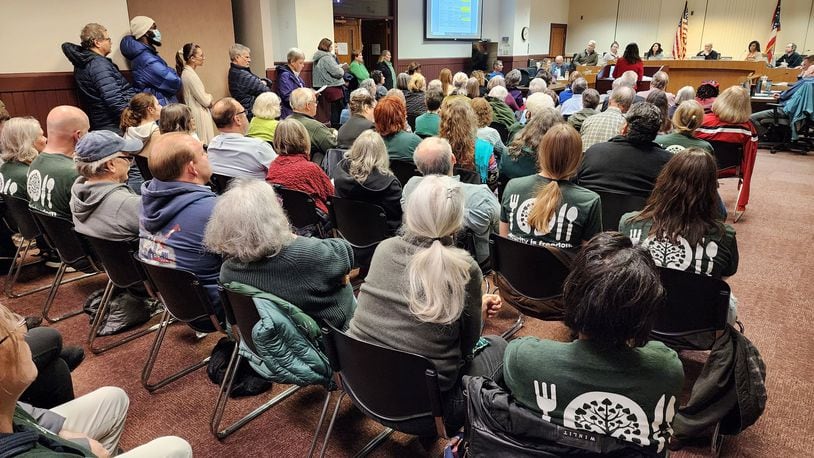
[425,0,483,41]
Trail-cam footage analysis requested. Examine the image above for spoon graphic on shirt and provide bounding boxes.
[705,241,719,275]
[564,206,578,242]
[555,204,567,240]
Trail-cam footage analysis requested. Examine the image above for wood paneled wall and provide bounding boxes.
[266,62,314,88]
[0,73,80,127]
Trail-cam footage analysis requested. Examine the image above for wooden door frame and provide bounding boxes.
[549,23,567,56]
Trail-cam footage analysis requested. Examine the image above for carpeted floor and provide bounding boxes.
[4,148,813,457]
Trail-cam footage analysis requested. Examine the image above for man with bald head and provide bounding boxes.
[581,86,636,151]
[207,97,276,179]
[550,55,568,79]
[139,133,222,315]
[400,137,498,263]
[27,106,90,218]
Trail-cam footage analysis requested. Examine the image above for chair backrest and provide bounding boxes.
[133,155,153,181]
[272,185,320,230]
[707,140,743,172]
[390,159,421,186]
[489,122,509,143]
[30,210,98,269]
[322,323,444,436]
[218,286,262,355]
[407,114,418,132]
[454,167,482,184]
[2,195,41,239]
[456,228,490,274]
[518,68,531,87]
[328,195,389,248]
[651,267,730,339]
[137,259,218,326]
[489,234,569,300]
[324,148,348,178]
[594,191,649,231]
[83,236,146,289]
[209,173,235,195]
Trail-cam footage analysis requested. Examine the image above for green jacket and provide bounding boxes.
[3,406,93,457]
[487,97,516,131]
[222,281,333,387]
[288,112,338,156]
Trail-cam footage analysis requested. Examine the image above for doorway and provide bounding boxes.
[361,19,393,73]
[549,24,567,56]
[333,19,362,66]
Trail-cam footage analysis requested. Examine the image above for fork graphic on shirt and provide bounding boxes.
[534,380,557,422]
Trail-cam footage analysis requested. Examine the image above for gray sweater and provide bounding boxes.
[220,236,356,329]
[70,178,140,241]
[348,236,483,392]
[312,50,345,88]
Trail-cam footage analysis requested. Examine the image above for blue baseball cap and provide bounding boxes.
[75,130,143,163]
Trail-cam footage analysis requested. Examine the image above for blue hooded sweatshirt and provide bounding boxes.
[120,35,181,106]
[139,179,221,306]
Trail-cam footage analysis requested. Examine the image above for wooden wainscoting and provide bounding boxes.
[396,58,469,81]
[0,72,79,126]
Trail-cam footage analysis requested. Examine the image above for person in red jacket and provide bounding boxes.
[612,43,644,90]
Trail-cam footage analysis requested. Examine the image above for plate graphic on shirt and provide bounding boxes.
[27,170,42,203]
[516,198,536,234]
[643,236,692,271]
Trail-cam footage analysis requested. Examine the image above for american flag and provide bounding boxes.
[672,1,688,59]
[765,0,782,64]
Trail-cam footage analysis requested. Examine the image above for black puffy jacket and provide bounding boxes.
[62,43,137,132]
[228,63,270,119]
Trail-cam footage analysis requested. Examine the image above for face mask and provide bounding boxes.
[150,29,162,45]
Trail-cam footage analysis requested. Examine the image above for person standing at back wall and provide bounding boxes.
[120,16,181,106]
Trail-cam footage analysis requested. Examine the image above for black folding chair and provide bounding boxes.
[323,148,348,179]
[209,173,236,195]
[454,167,482,184]
[489,234,570,338]
[390,159,421,187]
[489,122,509,144]
[30,210,103,322]
[137,259,225,392]
[650,267,732,351]
[594,191,648,231]
[456,228,492,291]
[317,323,447,457]
[707,140,745,222]
[2,195,53,297]
[211,286,334,452]
[83,236,160,354]
[327,196,388,281]
[272,185,327,238]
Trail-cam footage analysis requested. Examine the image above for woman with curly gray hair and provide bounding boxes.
[0,117,46,200]
[204,178,356,329]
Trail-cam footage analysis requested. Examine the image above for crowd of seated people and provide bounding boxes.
[0,22,785,456]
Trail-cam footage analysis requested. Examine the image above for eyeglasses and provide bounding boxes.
[235,110,247,118]
[100,37,112,42]
[0,314,26,347]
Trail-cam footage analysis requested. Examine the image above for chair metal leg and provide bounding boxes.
[501,312,526,340]
[141,309,209,392]
[4,239,52,298]
[41,262,101,323]
[210,338,303,440]
[354,428,395,458]
[307,390,335,458]
[87,279,162,355]
[319,391,346,458]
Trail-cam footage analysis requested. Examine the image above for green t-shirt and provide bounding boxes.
[414,112,440,137]
[655,132,713,154]
[619,211,738,278]
[27,152,78,218]
[504,337,684,453]
[247,117,279,143]
[383,131,422,162]
[0,160,31,200]
[500,175,602,250]
[498,146,538,181]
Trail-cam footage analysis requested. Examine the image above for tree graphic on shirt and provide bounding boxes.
[573,398,644,444]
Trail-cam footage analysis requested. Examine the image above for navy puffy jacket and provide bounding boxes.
[228,63,270,119]
[120,36,181,106]
[62,43,137,132]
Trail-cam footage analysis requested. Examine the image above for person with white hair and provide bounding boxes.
[247,92,282,143]
[505,69,524,108]
[696,42,720,60]
[275,47,306,119]
[574,39,599,66]
[0,117,46,200]
[485,85,516,133]
[508,92,555,141]
[228,43,271,119]
[288,87,338,165]
[451,71,470,96]
[581,86,636,151]
[637,71,675,106]
[349,174,507,432]
[668,85,696,118]
[401,137,499,263]
[204,179,355,329]
[528,77,547,95]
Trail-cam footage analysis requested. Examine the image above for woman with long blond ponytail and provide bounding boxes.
[500,123,602,253]
[348,174,507,432]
